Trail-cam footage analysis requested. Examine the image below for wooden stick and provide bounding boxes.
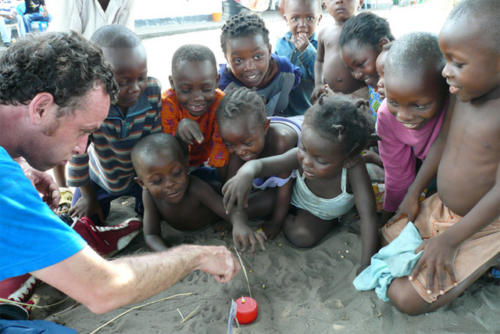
[234,249,252,298]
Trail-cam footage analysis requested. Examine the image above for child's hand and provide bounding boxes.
[391,192,421,224]
[177,118,204,145]
[69,196,104,222]
[310,84,333,105]
[222,168,254,214]
[233,221,267,253]
[261,221,282,240]
[292,32,309,53]
[409,234,458,295]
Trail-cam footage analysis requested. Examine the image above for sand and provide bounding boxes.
[31,197,500,334]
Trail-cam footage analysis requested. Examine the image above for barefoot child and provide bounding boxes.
[312,0,364,99]
[67,25,162,223]
[358,0,500,315]
[218,12,301,116]
[377,32,448,222]
[217,86,303,242]
[131,133,253,251]
[223,94,379,270]
[274,0,322,115]
[339,12,394,120]
[161,44,229,182]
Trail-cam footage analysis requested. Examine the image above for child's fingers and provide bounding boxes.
[223,191,235,214]
[255,230,267,251]
[409,256,425,281]
[425,265,436,294]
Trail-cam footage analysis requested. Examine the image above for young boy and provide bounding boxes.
[274,0,322,115]
[312,0,364,100]
[381,0,500,315]
[132,133,265,252]
[66,25,162,223]
[161,44,229,181]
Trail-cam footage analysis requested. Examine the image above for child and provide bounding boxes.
[161,44,229,180]
[218,12,302,116]
[274,0,322,115]
[312,0,364,99]
[223,94,379,270]
[217,86,303,240]
[131,133,256,251]
[339,11,394,120]
[67,24,162,223]
[376,0,500,315]
[377,32,448,221]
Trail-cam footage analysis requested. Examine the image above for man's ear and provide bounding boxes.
[28,92,54,125]
[377,37,390,53]
[169,75,175,90]
[134,176,145,188]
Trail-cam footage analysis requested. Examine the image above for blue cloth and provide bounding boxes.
[218,54,301,116]
[274,32,318,115]
[0,147,86,280]
[0,319,76,333]
[368,85,382,121]
[353,222,423,301]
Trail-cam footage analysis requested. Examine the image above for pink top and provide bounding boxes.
[376,99,446,212]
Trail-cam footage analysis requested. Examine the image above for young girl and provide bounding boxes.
[339,12,394,120]
[218,12,301,116]
[223,94,379,270]
[217,86,303,245]
[376,32,449,221]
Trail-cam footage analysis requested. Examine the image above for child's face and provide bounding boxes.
[297,123,344,179]
[169,60,219,117]
[284,0,322,40]
[219,116,269,161]
[103,45,148,109]
[325,0,360,23]
[341,40,380,88]
[136,150,189,204]
[384,70,445,130]
[224,34,272,88]
[439,18,500,102]
[375,49,388,100]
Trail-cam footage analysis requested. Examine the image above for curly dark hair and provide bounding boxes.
[220,12,270,54]
[216,86,267,127]
[132,133,188,174]
[0,31,118,115]
[171,44,217,76]
[304,94,373,158]
[339,12,394,49]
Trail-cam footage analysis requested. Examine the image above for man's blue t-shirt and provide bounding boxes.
[0,147,86,280]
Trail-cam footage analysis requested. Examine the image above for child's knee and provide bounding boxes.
[283,225,318,248]
[387,278,429,316]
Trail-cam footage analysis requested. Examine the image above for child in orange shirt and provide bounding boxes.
[161,44,229,181]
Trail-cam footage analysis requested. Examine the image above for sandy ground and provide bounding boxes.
[28,1,500,333]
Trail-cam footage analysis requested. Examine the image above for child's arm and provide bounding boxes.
[348,159,380,270]
[142,189,169,252]
[395,97,456,222]
[176,118,203,145]
[262,179,293,239]
[69,183,104,222]
[192,176,266,252]
[222,147,300,214]
[311,31,326,104]
[410,166,500,294]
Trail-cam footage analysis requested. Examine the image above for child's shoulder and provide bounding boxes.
[144,76,162,95]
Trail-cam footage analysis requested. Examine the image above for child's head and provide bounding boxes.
[375,42,392,100]
[216,86,269,161]
[439,0,500,102]
[339,12,394,88]
[324,0,362,24]
[283,0,322,39]
[169,44,219,117]
[220,12,272,88]
[299,94,372,179]
[383,32,447,130]
[132,133,189,204]
[91,25,147,110]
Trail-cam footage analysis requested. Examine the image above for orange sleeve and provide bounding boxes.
[207,90,229,167]
[160,89,181,136]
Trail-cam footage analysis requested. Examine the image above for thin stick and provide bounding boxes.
[234,248,252,298]
[89,292,194,334]
[176,308,185,321]
[180,304,200,324]
[0,296,70,309]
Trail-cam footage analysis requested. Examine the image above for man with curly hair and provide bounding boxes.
[0,32,239,328]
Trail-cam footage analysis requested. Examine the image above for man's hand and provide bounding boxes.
[176,119,204,145]
[196,246,241,283]
[292,32,309,53]
[409,234,458,295]
[19,160,60,209]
